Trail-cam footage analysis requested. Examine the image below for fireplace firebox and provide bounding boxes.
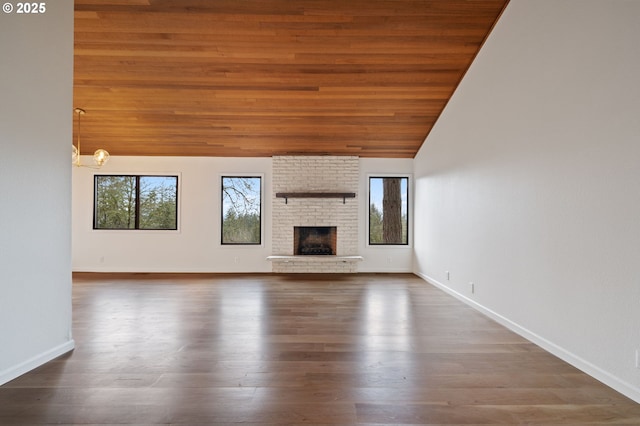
[294,226,337,255]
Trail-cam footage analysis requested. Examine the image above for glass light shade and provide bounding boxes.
[72,145,78,163]
[93,149,110,166]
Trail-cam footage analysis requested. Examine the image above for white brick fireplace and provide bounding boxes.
[270,156,361,273]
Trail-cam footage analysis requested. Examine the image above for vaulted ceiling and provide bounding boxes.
[73,0,508,158]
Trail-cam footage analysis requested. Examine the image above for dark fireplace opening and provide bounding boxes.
[294,226,337,255]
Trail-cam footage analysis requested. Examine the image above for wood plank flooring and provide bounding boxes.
[1,273,639,425]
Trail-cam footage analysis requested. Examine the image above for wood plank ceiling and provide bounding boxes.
[73,0,508,158]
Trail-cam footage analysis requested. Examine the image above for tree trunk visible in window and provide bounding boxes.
[382,178,402,243]
[126,177,136,229]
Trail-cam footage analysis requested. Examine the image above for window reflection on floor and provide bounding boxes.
[217,283,265,357]
[360,283,413,385]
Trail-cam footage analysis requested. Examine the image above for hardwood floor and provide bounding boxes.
[1,273,638,425]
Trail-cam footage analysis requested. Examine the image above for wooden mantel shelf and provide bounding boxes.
[276,192,356,204]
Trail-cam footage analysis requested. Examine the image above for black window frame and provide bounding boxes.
[368,176,410,246]
[221,175,262,245]
[93,174,179,230]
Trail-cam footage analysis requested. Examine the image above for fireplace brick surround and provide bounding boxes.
[271,156,360,272]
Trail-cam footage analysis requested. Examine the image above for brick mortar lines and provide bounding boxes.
[272,156,359,273]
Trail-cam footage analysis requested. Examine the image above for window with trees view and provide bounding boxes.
[369,176,409,245]
[221,176,262,245]
[94,175,178,230]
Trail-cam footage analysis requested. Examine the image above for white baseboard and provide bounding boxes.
[73,266,413,274]
[415,272,640,404]
[358,267,413,273]
[72,266,272,273]
[0,340,75,386]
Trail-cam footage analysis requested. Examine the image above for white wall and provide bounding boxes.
[73,156,273,272]
[73,157,414,272]
[413,0,640,402]
[0,1,75,385]
[359,158,414,272]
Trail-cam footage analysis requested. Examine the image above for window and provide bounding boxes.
[221,176,262,244]
[94,175,178,230]
[369,176,409,245]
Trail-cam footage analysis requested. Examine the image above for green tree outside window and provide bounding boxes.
[369,177,408,245]
[221,176,261,244]
[94,175,178,230]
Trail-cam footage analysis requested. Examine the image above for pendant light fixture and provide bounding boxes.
[73,108,109,168]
